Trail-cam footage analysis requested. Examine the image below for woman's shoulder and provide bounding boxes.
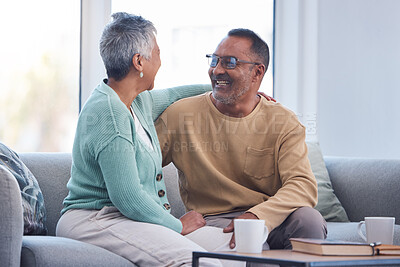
[78,88,133,142]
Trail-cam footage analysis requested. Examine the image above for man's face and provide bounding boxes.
[208,36,257,105]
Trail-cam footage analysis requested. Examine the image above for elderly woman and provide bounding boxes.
[56,13,221,266]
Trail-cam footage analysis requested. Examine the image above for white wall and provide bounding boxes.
[318,0,400,159]
[275,0,400,159]
[274,0,319,143]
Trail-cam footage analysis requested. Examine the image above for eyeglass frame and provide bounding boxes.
[206,54,261,69]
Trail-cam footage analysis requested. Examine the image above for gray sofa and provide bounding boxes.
[1,153,399,267]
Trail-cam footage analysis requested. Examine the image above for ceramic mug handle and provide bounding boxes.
[357,221,367,242]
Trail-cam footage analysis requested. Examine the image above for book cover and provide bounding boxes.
[376,244,400,256]
[290,238,377,256]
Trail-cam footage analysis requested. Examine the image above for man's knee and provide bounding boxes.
[289,207,327,239]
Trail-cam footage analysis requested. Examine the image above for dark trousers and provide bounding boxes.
[267,207,327,249]
[205,206,327,249]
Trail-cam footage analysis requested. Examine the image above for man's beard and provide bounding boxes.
[212,84,251,105]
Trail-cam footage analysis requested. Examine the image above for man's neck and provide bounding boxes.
[210,93,261,118]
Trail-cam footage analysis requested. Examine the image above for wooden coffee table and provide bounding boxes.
[192,250,400,266]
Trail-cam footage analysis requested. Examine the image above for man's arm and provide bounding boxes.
[223,124,317,248]
[248,124,318,231]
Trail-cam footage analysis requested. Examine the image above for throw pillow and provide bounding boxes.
[0,142,47,235]
[306,141,349,222]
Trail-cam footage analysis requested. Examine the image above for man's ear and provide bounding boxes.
[132,54,144,73]
[253,64,266,83]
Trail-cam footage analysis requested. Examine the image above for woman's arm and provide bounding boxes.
[97,136,183,233]
[149,84,211,121]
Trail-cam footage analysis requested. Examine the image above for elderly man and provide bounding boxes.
[156,28,327,250]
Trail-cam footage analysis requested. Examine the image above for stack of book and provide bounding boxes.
[290,238,400,256]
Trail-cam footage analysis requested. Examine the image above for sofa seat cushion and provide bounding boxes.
[0,142,47,235]
[327,222,400,245]
[21,236,135,267]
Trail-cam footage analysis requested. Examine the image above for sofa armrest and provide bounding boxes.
[324,156,400,223]
[21,236,136,267]
[0,165,23,267]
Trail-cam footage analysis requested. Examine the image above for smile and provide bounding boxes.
[215,80,230,86]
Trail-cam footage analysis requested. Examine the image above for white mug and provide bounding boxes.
[357,217,395,244]
[234,219,269,253]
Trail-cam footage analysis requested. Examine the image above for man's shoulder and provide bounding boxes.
[260,98,299,119]
[258,98,304,131]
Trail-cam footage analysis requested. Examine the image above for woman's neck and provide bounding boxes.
[107,75,143,109]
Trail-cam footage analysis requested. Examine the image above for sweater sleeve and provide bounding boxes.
[149,84,211,121]
[97,136,183,233]
[248,124,318,232]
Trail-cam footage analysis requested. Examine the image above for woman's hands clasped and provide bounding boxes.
[179,210,206,235]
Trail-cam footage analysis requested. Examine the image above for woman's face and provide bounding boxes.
[143,38,161,91]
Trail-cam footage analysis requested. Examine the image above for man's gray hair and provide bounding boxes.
[100,12,157,81]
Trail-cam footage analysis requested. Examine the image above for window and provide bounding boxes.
[112,0,274,94]
[0,0,80,152]
[1,1,273,152]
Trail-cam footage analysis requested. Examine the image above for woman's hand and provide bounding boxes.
[258,92,276,102]
[180,210,206,235]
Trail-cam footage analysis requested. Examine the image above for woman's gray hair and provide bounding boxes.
[100,12,157,81]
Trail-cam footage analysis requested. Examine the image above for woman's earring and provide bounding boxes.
[139,72,144,78]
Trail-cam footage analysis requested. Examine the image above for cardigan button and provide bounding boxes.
[163,203,171,210]
[156,174,163,181]
[158,190,165,197]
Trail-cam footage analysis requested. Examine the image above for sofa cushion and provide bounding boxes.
[21,236,135,267]
[0,142,47,235]
[327,222,400,245]
[163,163,187,218]
[307,142,349,222]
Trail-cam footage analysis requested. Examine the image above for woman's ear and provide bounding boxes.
[132,54,144,72]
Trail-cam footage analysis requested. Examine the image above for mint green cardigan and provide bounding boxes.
[62,80,210,233]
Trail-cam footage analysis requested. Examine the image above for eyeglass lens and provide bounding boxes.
[209,55,237,69]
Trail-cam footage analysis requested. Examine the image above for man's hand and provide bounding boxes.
[257,92,276,102]
[223,212,259,249]
[180,210,206,235]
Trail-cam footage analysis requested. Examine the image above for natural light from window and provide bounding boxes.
[0,0,273,153]
[112,0,274,94]
[0,0,80,152]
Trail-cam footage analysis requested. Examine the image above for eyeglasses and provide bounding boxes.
[206,54,261,69]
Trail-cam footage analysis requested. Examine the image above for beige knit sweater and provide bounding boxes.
[156,92,317,231]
